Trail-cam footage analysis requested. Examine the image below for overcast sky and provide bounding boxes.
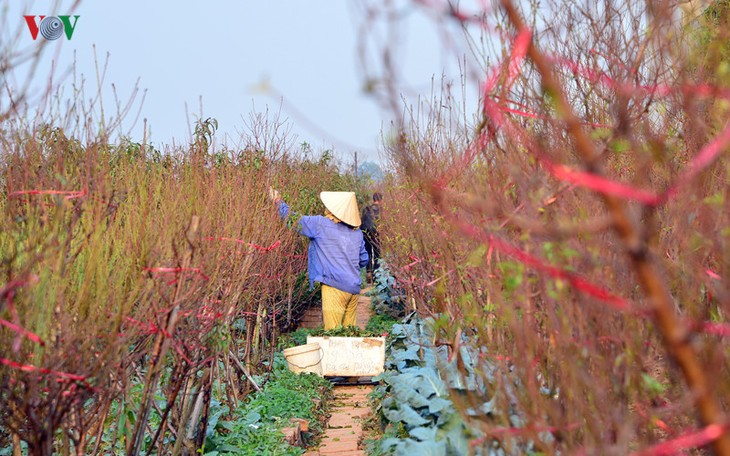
[1,1,482,164]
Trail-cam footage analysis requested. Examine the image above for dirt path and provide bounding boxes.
[301,290,375,455]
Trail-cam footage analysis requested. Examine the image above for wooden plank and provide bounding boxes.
[307,336,385,377]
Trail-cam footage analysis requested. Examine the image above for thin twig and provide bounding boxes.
[228,349,261,392]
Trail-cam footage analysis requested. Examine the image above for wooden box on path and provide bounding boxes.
[306,336,386,377]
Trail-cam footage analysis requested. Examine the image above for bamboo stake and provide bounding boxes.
[144,366,185,456]
[171,378,198,456]
[13,433,22,456]
[89,397,111,456]
[229,349,262,392]
[191,364,214,451]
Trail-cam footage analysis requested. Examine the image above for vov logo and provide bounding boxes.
[24,15,80,40]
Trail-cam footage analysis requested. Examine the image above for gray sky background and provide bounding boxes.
[2,1,482,164]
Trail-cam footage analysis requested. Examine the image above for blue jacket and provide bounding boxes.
[279,201,368,294]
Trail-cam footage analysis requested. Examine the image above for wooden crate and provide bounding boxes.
[307,336,386,377]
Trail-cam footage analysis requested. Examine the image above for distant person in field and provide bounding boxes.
[270,188,368,329]
[361,192,382,283]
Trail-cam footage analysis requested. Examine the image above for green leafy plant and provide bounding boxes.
[368,262,407,320]
[204,411,300,456]
[285,325,389,340]
[364,313,398,337]
[279,327,315,347]
[368,315,553,455]
[205,353,332,454]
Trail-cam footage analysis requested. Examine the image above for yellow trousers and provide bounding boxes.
[321,284,359,329]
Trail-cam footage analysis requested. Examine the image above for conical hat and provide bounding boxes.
[320,191,361,227]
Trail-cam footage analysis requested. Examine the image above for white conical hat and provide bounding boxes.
[320,191,361,227]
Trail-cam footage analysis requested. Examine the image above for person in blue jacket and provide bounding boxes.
[271,189,368,329]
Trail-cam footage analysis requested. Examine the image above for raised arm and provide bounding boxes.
[277,200,290,219]
[271,190,319,239]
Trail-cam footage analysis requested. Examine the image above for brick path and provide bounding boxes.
[301,290,374,455]
[304,384,373,455]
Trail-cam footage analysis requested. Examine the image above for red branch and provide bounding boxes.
[549,163,660,204]
[203,237,281,252]
[706,269,721,280]
[661,120,730,203]
[143,267,209,281]
[0,276,38,299]
[0,319,45,346]
[8,189,87,200]
[475,26,730,207]
[471,423,579,447]
[552,56,730,100]
[483,29,531,94]
[454,218,631,311]
[500,104,611,128]
[1,358,92,389]
[632,423,730,456]
[700,322,730,337]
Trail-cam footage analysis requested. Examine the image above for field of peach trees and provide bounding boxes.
[2,0,730,454]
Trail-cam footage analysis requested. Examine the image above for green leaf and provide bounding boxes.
[383,402,430,427]
[399,438,449,455]
[703,192,724,207]
[641,373,666,396]
[409,426,439,441]
[244,409,262,425]
[428,397,453,415]
[590,127,612,140]
[391,376,432,408]
[609,138,631,152]
[466,244,488,267]
[207,404,230,436]
[217,420,236,432]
